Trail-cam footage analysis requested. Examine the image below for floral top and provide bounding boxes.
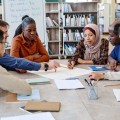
[69,38,109,65]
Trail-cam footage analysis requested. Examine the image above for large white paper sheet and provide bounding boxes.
[54,79,84,89]
[1,112,55,120]
[113,89,120,101]
[29,67,91,80]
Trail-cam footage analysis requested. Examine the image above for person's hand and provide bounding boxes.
[109,63,117,71]
[115,65,120,71]
[15,68,27,73]
[67,61,75,69]
[48,60,60,70]
[89,72,104,80]
[78,58,85,64]
[32,53,41,59]
[108,56,117,71]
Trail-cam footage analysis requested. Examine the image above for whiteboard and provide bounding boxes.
[2,0,46,45]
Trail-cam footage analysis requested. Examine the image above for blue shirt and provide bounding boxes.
[0,53,41,71]
[110,45,120,62]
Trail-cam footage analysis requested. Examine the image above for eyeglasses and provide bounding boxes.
[0,42,9,47]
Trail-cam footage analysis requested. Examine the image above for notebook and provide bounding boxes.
[24,101,61,112]
[17,89,40,100]
[26,78,50,85]
[88,66,109,71]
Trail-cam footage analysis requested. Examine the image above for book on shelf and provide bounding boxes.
[52,20,59,27]
[64,44,72,55]
[46,30,50,41]
[68,4,72,12]
[66,15,71,26]
[68,29,74,41]
[63,29,68,41]
[85,15,88,26]
[76,15,81,27]
[63,29,83,41]
[64,3,69,12]
[91,15,95,23]
[81,32,84,38]
[70,15,75,26]
[64,44,76,56]
[48,48,53,55]
[64,3,72,12]
[75,30,82,41]
[81,15,85,27]
[63,15,65,27]
[46,17,54,27]
[64,14,95,27]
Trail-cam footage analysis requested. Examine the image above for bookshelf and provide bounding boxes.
[115,3,120,20]
[61,2,98,58]
[98,3,109,33]
[45,2,61,58]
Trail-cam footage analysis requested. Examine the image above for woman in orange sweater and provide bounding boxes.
[10,17,49,62]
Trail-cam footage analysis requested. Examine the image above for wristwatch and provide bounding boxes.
[44,63,49,71]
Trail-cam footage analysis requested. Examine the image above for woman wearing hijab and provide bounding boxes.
[67,23,109,69]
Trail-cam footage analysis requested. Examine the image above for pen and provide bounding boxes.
[60,64,67,68]
[89,80,93,86]
[104,83,120,87]
[84,79,90,86]
[65,77,80,80]
[55,66,57,72]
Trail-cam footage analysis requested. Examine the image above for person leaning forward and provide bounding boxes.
[0,20,60,95]
[11,17,49,63]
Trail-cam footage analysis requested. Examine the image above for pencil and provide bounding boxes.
[104,84,120,87]
[60,64,67,68]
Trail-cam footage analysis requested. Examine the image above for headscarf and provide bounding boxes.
[83,23,101,60]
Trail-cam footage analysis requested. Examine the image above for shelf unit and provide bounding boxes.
[98,3,109,33]
[45,2,61,58]
[115,2,120,20]
[61,2,98,57]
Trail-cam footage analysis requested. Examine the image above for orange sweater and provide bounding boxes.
[10,34,49,62]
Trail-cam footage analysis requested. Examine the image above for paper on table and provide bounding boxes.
[26,77,50,84]
[54,79,84,89]
[17,89,40,100]
[113,89,120,101]
[1,112,55,120]
[28,67,91,80]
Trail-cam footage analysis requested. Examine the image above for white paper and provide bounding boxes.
[1,112,55,120]
[54,79,84,89]
[113,89,120,101]
[29,67,91,80]
[17,89,40,100]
